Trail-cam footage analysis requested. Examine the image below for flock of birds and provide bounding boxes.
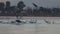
[0,19,55,25]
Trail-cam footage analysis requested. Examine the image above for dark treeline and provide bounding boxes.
[0,1,60,17]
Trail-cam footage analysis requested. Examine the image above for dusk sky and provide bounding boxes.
[0,0,60,8]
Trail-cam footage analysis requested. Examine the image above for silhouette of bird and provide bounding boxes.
[32,3,37,7]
